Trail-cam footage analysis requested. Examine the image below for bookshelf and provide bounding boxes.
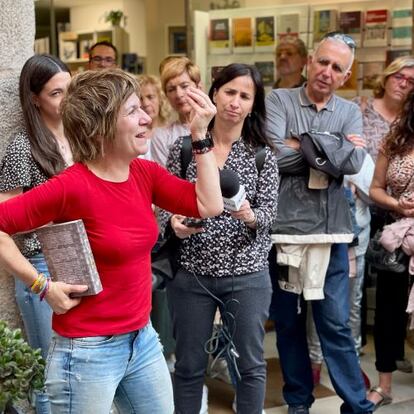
[58,27,127,72]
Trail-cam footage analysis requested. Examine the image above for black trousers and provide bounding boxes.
[374,268,410,372]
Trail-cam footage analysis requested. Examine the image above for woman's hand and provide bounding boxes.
[171,214,204,239]
[185,87,216,139]
[45,281,88,315]
[231,200,256,227]
[397,196,414,217]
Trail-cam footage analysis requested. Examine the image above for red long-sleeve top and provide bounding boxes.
[0,160,199,337]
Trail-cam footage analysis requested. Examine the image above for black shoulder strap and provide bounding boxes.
[255,145,266,174]
[180,135,193,179]
[180,136,266,177]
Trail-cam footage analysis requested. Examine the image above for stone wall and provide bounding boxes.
[0,0,35,329]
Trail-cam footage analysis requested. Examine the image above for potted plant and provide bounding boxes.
[105,10,124,27]
[0,321,45,414]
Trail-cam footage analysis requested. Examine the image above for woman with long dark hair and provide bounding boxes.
[0,54,71,414]
[160,63,279,414]
[369,88,414,409]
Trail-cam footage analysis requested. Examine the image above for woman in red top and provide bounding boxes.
[0,69,222,414]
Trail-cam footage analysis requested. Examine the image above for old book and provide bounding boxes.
[277,13,300,43]
[232,17,253,52]
[255,61,275,87]
[35,220,102,297]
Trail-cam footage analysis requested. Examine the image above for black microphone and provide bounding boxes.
[219,169,246,211]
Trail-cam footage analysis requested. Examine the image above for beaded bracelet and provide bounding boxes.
[191,133,214,155]
[39,278,50,302]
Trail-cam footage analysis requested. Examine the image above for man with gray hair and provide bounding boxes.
[266,33,375,414]
[274,37,308,89]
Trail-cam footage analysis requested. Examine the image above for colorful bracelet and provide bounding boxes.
[39,278,50,302]
[30,273,48,295]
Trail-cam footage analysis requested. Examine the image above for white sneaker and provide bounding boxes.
[199,384,208,414]
[232,396,266,413]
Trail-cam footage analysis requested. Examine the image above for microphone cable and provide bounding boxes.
[186,235,242,382]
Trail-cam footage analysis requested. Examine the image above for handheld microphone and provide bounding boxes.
[219,169,246,211]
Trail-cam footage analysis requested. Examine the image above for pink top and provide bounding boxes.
[0,160,199,337]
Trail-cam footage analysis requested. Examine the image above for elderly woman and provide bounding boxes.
[368,88,414,410]
[151,57,202,166]
[0,69,222,414]
[160,63,278,414]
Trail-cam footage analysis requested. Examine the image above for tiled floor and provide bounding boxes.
[209,330,414,414]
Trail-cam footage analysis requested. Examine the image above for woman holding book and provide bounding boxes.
[0,53,72,414]
[0,68,222,414]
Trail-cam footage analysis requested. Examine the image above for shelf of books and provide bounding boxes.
[58,27,127,72]
[193,0,412,97]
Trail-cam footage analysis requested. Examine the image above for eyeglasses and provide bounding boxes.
[90,56,116,65]
[322,32,356,50]
[391,72,414,87]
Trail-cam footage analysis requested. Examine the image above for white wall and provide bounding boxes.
[69,0,146,58]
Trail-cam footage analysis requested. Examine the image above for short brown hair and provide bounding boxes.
[160,57,201,93]
[373,55,414,98]
[62,68,138,163]
[276,38,308,59]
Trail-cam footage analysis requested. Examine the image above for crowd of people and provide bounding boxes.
[0,32,413,414]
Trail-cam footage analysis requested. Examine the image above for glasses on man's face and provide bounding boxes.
[90,56,116,65]
[391,72,414,87]
[323,32,356,50]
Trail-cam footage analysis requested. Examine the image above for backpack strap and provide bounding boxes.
[180,136,266,177]
[255,145,266,174]
[180,135,193,179]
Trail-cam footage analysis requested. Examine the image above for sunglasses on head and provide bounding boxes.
[322,32,356,50]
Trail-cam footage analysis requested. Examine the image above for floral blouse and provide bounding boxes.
[352,96,390,162]
[0,131,49,257]
[158,136,279,277]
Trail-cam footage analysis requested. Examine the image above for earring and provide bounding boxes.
[248,113,251,117]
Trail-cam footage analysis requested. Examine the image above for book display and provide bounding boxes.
[192,0,412,97]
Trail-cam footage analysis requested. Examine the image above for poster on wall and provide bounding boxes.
[362,61,384,89]
[363,9,388,47]
[313,10,338,45]
[209,18,231,54]
[255,16,275,52]
[339,11,363,47]
[255,61,275,87]
[232,17,253,53]
[391,9,412,47]
[277,14,300,44]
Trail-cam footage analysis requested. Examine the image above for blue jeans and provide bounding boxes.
[167,269,271,414]
[44,322,173,414]
[308,253,366,363]
[269,244,374,414]
[14,253,52,414]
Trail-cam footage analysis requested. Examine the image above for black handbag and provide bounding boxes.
[151,231,181,283]
[365,230,408,273]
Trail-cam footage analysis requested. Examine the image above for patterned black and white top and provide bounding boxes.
[159,136,279,277]
[0,131,49,257]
